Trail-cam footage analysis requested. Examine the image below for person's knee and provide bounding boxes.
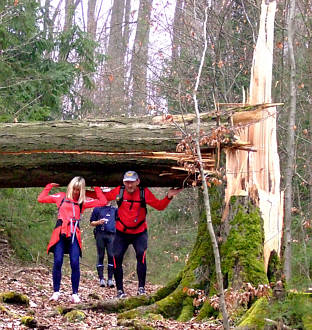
[53,256,63,269]
[71,261,80,273]
[136,250,146,264]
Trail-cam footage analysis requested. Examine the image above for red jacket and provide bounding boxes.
[87,186,172,234]
[38,183,107,254]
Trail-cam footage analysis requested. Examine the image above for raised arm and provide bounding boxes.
[83,187,108,210]
[145,187,183,211]
[37,183,60,204]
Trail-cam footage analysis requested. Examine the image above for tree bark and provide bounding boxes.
[104,0,126,116]
[0,117,226,188]
[283,0,296,282]
[0,105,275,189]
[130,0,152,115]
[225,0,283,270]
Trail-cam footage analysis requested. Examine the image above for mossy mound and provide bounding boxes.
[0,291,29,306]
[236,292,312,329]
[117,318,154,330]
[20,316,37,328]
[64,310,86,322]
[237,297,269,328]
[221,198,268,289]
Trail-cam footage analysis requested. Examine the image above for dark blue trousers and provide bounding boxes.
[113,230,148,291]
[52,236,80,294]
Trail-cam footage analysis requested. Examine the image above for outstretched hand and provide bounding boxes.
[50,183,59,188]
[167,187,183,199]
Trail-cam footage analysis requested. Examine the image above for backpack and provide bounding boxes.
[116,185,147,211]
[115,185,147,232]
[92,205,117,236]
[57,197,83,243]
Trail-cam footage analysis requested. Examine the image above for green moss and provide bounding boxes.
[267,250,281,283]
[64,310,86,322]
[56,306,65,314]
[121,295,153,311]
[303,313,312,329]
[20,316,37,328]
[177,297,194,321]
[0,291,29,306]
[195,300,218,321]
[118,303,159,320]
[237,297,269,328]
[155,287,187,319]
[221,202,268,287]
[117,318,154,330]
[146,313,164,321]
[152,273,182,302]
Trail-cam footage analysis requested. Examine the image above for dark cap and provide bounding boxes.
[123,171,139,182]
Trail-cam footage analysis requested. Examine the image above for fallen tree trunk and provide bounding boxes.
[0,105,279,188]
[0,118,218,188]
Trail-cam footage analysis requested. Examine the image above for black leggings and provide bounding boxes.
[95,232,115,280]
[113,230,148,291]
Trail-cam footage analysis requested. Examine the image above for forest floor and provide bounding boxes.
[0,255,217,329]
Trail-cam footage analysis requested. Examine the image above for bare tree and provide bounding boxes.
[192,6,229,329]
[104,0,126,116]
[283,0,297,282]
[130,0,153,115]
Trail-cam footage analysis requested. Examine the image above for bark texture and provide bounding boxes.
[0,117,225,188]
[0,105,276,188]
[225,0,283,269]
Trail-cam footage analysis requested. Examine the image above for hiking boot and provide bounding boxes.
[71,294,80,304]
[107,279,115,288]
[116,290,127,299]
[137,287,146,296]
[100,279,106,287]
[49,291,60,302]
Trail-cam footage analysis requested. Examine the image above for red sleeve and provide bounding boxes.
[144,188,171,210]
[86,186,120,202]
[37,184,59,204]
[82,186,108,211]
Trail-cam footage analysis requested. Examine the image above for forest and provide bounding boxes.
[0,0,312,329]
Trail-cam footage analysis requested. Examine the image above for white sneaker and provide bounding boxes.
[71,294,80,303]
[49,292,60,301]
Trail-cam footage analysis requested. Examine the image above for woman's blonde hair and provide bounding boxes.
[66,176,86,204]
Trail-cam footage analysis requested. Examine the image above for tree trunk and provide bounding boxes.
[79,0,98,118]
[225,0,283,270]
[104,0,126,116]
[0,116,228,188]
[0,104,275,189]
[283,0,296,282]
[130,0,152,115]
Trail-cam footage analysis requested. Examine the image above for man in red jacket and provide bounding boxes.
[95,171,182,298]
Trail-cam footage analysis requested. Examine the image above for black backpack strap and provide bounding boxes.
[116,185,146,213]
[116,185,125,207]
[139,186,147,212]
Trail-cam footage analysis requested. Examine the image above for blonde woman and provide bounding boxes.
[38,176,107,303]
